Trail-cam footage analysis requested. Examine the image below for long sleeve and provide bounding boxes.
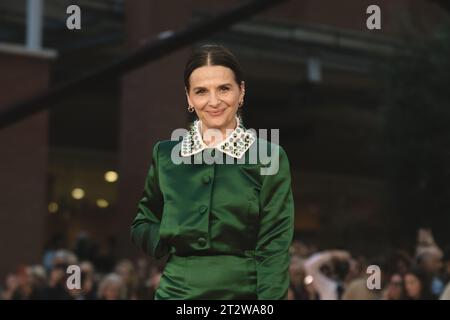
[130,141,169,259]
[255,145,295,300]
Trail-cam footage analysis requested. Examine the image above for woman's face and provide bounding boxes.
[186,65,244,132]
[386,273,404,300]
[104,283,121,300]
[404,273,422,299]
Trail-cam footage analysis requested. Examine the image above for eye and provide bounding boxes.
[219,86,230,92]
[195,89,206,95]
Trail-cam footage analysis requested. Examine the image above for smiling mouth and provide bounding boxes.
[207,109,225,116]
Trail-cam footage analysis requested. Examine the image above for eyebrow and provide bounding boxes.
[192,83,233,91]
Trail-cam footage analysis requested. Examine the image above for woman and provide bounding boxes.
[97,273,126,300]
[404,268,436,300]
[382,273,405,300]
[130,44,294,300]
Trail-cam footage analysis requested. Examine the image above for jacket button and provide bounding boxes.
[199,205,208,214]
[202,175,211,184]
[197,237,207,246]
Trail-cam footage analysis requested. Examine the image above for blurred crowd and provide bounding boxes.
[288,229,450,300]
[1,228,450,300]
[0,233,163,300]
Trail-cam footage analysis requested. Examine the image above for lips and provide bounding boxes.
[207,109,225,116]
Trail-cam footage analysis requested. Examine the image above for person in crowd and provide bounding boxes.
[304,250,351,300]
[404,268,436,300]
[28,265,48,299]
[97,273,126,300]
[382,273,405,300]
[415,228,444,296]
[1,273,19,300]
[289,240,312,259]
[44,262,74,299]
[115,259,138,299]
[386,249,412,276]
[78,261,98,300]
[1,266,48,300]
[289,255,305,299]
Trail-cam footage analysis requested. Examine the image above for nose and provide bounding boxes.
[208,92,220,107]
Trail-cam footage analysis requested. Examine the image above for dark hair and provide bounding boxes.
[333,259,350,282]
[184,44,244,91]
[404,267,436,300]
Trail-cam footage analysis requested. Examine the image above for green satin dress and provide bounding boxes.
[130,124,294,300]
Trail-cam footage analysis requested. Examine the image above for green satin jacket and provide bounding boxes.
[130,120,294,300]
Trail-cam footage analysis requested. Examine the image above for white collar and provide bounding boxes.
[181,115,256,159]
